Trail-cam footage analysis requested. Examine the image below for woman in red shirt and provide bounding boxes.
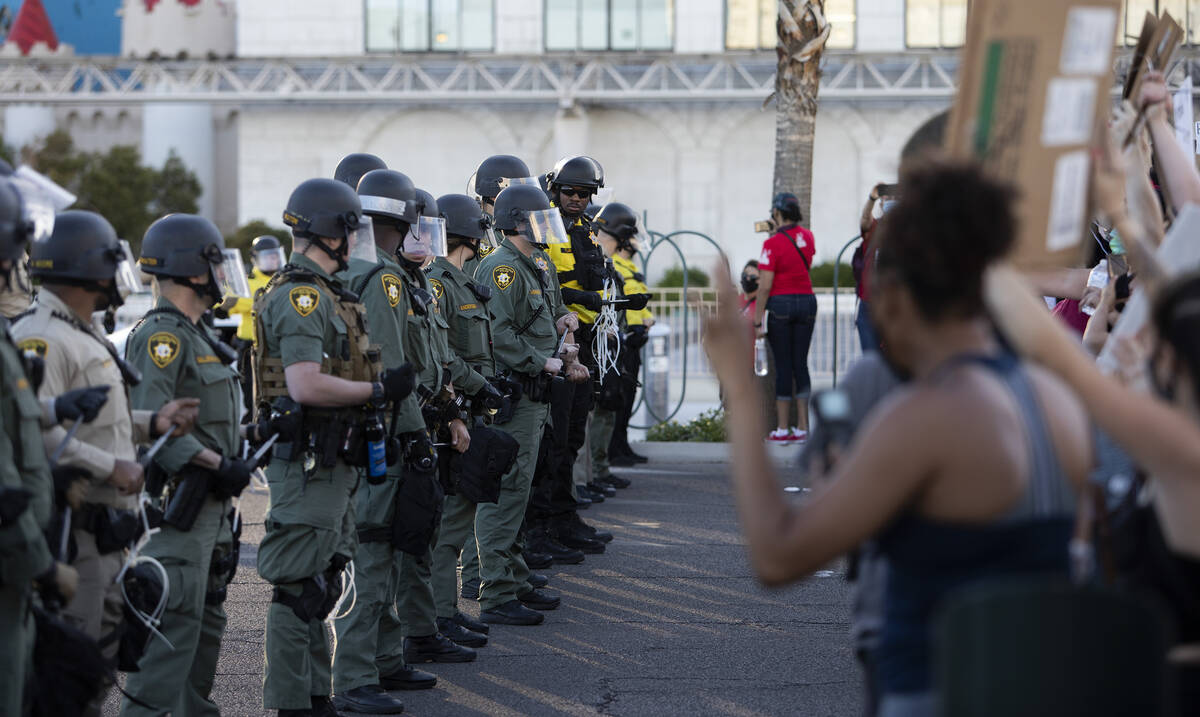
[752,193,817,443]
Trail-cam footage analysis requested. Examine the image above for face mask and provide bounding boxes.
[740,275,759,295]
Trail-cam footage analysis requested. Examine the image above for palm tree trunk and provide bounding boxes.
[772,0,831,223]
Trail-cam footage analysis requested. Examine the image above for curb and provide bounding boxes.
[630,441,805,466]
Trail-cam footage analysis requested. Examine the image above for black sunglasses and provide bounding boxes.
[560,187,592,199]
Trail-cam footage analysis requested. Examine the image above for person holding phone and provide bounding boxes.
[753,192,817,443]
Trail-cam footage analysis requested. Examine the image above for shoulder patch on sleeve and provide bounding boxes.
[148,332,181,368]
[477,243,495,259]
[492,265,516,291]
[17,338,47,359]
[289,286,320,317]
[381,273,402,308]
[429,278,444,300]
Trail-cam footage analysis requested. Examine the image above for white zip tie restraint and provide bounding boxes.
[327,560,358,622]
[114,492,173,651]
[592,274,623,380]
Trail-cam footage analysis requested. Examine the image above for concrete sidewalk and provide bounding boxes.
[105,448,860,716]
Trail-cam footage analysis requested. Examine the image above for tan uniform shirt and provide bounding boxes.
[11,290,153,510]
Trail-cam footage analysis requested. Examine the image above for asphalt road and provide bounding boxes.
[106,459,861,716]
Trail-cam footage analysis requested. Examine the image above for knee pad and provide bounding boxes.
[272,576,330,623]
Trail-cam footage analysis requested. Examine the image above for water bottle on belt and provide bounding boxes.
[365,415,387,484]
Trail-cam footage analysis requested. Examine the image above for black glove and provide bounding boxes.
[624,293,652,311]
[472,382,505,411]
[562,287,602,312]
[380,363,416,404]
[54,385,111,424]
[213,456,254,499]
[256,397,303,443]
[0,486,31,527]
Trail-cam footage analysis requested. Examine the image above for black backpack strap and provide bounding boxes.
[353,263,388,298]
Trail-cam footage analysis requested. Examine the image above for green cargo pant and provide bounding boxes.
[374,531,439,669]
[431,493,477,618]
[121,495,230,717]
[188,514,234,717]
[459,521,480,593]
[0,586,32,716]
[589,407,617,482]
[259,458,358,711]
[477,397,550,611]
[332,472,403,694]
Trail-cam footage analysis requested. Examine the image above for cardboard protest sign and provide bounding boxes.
[945,0,1120,268]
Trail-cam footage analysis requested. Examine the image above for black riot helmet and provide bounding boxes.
[283,178,367,272]
[593,202,641,251]
[251,234,285,275]
[334,153,387,189]
[414,189,438,218]
[437,193,492,247]
[30,210,138,309]
[31,210,122,283]
[494,184,551,231]
[139,214,231,304]
[472,155,531,201]
[0,180,29,263]
[357,169,419,226]
[140,214,225,279]
[547,155,604,192]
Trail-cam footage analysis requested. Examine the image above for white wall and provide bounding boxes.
[236,0,364,57]
[122,0,235,58]
[236,99,949,278]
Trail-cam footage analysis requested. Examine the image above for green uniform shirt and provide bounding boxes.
[398,263,449,392]
[340,250,424,434]
[259,253,353,370]
[429,257,491,395]
[0,321,53,584]
[125,297,241,475]
[477,239,564,377]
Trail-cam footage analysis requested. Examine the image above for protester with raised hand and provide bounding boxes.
[1139,70,1200,214]
[707,162,1091,716]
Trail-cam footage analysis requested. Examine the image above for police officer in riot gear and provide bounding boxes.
[538,155,612,550]
[382,188,480,665]
[476,183,577,626]
[0,177,111,716]
[120,214,260,716]
[427,193,521,641]
[254,177,415,716]
[13,209,201,716]
[590,202,654,482]
[334,152,388,190]
[330,168,438,715]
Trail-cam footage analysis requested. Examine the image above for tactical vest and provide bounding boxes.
[252,265,382,419]
[557,213,606,291]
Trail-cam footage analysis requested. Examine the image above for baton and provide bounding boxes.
[552,330,570,360]
[139,424,177,468]
[50,422,83,467]
[250,432,280,467]
[58,507,72,561]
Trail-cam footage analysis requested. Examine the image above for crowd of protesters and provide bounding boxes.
[708,68,1200,716]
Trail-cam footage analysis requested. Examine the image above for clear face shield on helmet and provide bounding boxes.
[524,209,570,248]
[346,212,380,266]
[403,216,448,258]
[216,248,251,298]
[11,165,77,244]
[255,246,286,273]
[114,240,144,300]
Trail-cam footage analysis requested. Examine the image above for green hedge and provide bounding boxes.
[645,408,726,442]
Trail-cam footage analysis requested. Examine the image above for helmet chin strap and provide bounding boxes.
[308,234,349,273]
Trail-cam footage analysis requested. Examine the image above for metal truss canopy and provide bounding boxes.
[0,52,954,105]
[0,50,1184,105]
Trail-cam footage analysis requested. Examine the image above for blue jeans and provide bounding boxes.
[765,293,817,400]
[857,301,879,352]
